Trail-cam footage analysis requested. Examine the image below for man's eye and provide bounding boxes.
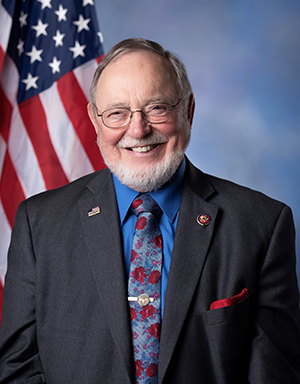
[107,110,127,119]
[152,104,164,110]
[147,104,167,114]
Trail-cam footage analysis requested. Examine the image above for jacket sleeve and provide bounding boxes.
[0,200,46,383]
[248,205,300,383]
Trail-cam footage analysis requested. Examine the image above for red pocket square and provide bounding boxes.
[210,288,249,310]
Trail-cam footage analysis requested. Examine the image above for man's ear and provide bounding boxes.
[187,93,195,127]
[87,102,98,134]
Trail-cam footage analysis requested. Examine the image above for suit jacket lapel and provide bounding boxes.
[78,170,134,383]
[159,160,219,383]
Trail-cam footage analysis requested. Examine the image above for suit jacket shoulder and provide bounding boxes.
[185,158,286,214]
[24,167,112,212]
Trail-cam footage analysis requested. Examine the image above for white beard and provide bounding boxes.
[98,128,190,192]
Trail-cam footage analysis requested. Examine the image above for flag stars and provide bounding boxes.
[49,57,61,74]
[98,32,104,44]
[73,14,90,33]
[69,41,86,58]
[53,30,65,47]
[55,4,68,22]
[38,0,52,10]
[22,73,39,91]
[32,19,49,37]
[12,2,103,100]
[26,46,43,64]
[17,39,25,56]
[83,0,94,6]
[19,11,28,27]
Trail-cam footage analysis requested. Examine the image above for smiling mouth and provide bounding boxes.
[127,144,159,153]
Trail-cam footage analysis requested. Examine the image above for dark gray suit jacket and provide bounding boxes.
[1,158,300,383]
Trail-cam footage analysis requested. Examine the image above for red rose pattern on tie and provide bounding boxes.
[128,195,163,383]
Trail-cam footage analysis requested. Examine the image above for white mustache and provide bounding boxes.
[117,131,168,149]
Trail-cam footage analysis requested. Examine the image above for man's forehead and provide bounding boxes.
[103,49,169,74]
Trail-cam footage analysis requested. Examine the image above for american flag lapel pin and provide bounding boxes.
[88,206,101,217]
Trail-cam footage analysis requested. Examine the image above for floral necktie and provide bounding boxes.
[128,194,163,383]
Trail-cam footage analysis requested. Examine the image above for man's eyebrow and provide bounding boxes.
[144,97,173,104]
[105,102,129,109]
[104,97,173,110]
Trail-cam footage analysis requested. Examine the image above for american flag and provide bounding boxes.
[0,0,105,322]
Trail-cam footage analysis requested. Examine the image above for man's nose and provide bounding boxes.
[126,110,151,137]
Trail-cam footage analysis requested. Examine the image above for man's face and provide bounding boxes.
[88,50,194,192]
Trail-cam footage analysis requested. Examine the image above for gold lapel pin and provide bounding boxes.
[88,206,101,217]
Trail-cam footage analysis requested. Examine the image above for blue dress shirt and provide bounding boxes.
[113,158,186,318]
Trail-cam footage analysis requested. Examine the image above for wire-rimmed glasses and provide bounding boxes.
[96,99,181,129]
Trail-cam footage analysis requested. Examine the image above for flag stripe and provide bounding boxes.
[0,135,6,188]
[57,71,105,171]
[0,136,10,286]
[1,53,19,106]
[0,46,5,78]
[19,95,69,189]
[96,55,104,65]
[0,151,25,228]
[1,0,16,18]
[0,86,12,144]
[0,3,12,74]
[8,105,46,197]
[73,56,103,101]
[0,200,10,284]
[0,282,3,322]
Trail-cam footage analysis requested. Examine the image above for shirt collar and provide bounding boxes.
[113,158,186,225]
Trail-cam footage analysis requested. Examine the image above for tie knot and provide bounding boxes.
[131,194,162,219]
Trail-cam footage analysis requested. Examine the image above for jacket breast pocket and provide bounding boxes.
[205,292,250,326]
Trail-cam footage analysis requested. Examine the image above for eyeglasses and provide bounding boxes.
[96,99,181,129]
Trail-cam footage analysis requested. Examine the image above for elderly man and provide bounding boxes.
[0,38,300,384]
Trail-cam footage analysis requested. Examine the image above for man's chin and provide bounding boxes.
[104,151,185,192]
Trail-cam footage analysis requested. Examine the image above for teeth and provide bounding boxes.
[131,145,156,153]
